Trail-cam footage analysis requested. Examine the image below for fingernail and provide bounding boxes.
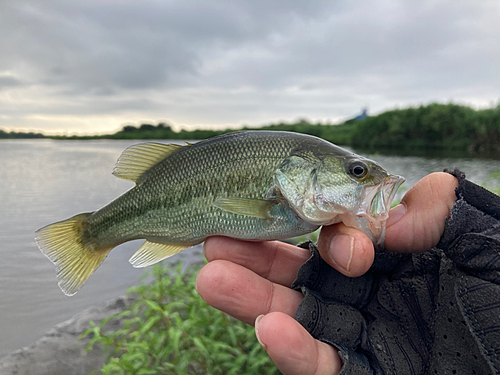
[194,272,200,294]
[329,234,354,272]
[255,314,267,349]
[202,240,208,257]
[386,203,407,227]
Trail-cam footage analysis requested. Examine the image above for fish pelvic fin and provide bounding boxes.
[113,142,183,183]
[35,213,112,296]
[129,241,190,268]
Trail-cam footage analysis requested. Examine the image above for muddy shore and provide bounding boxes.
[0,296,132,375]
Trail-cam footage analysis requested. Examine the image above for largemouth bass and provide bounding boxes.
[36,131,404,296]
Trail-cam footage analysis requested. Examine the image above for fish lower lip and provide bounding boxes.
[361,174,405,246]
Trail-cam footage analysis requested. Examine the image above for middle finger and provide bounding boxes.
[196,259,304,325]
[204,236,311,286]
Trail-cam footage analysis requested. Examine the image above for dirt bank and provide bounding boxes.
[0,296,132,375]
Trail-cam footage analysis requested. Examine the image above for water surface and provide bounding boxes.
[0,139,203,357]
[0,139,499,357]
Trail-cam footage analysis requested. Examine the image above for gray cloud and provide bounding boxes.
[0,0,499,133]
[0,74,23,89]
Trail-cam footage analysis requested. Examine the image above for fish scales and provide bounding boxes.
[36,130,404,295]
[86,132,312,246]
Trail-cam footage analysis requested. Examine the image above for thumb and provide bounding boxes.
[385,172,458,253]
[255,313,342,375]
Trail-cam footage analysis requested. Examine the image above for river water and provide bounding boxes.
[0,138,499,357]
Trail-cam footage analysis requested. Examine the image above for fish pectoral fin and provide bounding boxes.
[129,241,189,268]
[213,197,275,219]
[113,142,183,183]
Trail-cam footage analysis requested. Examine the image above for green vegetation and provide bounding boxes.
[3,102,500,156]
[81,103,500,156]
[349,103,500,154]
[82,263,278,375]
[103,123,228,141]
[104,103,500,156]
[94,119,355,144]
[0,129,44,139]
[483,170,500,195]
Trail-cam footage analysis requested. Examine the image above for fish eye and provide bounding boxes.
[349,161,368,179]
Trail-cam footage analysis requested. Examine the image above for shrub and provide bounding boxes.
[82,263,278,375]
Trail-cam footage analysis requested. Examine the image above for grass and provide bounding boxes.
[81,263,279,375]
[483,170,500,195]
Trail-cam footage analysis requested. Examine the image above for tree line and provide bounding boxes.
[346,103,500,154]
[0,129,44,139]
[2,102,499,155]
[107,103,500,155]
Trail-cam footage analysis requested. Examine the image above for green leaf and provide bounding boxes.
[193,337,210,357]
[85,262,278,374]
[144,299,163,312]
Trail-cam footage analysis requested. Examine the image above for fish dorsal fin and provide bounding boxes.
[129,241,190,268]
[213,197,275,219]
[113,142,182,183]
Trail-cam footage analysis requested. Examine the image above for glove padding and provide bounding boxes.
[292,169,500,374]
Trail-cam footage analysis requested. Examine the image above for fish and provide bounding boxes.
[35,130,404,296]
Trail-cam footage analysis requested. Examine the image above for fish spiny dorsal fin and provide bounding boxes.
[113,142,182,183]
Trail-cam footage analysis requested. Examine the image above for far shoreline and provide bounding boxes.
[2,102,500,159]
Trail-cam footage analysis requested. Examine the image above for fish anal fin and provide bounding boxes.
[113,142,183,183]
[129,241,189,268]
[213,197,275,219]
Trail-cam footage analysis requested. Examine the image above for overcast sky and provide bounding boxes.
[1,0,499,134]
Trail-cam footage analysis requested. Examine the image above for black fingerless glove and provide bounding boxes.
[292,169,500,375]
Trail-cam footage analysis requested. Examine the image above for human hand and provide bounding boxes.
[196,172,458,375]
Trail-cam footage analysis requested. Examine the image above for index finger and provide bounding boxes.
[203,236,311,287]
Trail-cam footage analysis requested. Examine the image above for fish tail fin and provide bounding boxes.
[35,213,111,296]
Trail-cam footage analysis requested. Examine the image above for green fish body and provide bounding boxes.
[36,131,404,295]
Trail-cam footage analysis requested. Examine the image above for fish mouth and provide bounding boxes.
[356,174,405,249]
